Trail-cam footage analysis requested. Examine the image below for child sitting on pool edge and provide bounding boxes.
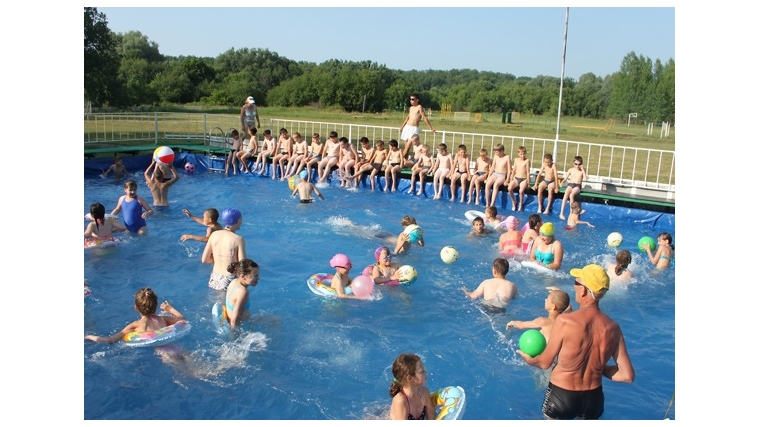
[461,258,517,310]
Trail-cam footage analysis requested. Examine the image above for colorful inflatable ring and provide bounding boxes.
[306,273,354,297]
[84,236,122,249]
[362,264,401,286]
[211,302,231,336]
[123,320,192,348]
[431,386,467,420]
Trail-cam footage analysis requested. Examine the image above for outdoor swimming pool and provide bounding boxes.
[83,156,675,420]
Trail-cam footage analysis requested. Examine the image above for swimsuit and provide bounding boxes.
[476,171,486,176]
[300,199,313,204]
[515,177,526,183]
[246,148,255,154]
[225,281,251,313]
[391,162,400,167]
[208,271,235,291]
[543,180,555,185]
[400,389,427,420]
[542,382,604,420]
[493,172,507,178]
[501,239,520,250]
[567,182,579,189]
[121,197,147,233]
[534,242,555,266]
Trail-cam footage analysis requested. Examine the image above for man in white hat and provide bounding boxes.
[516,264,635,419]
[240,96,261,133]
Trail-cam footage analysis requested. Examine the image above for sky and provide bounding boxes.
[97,5,675,80]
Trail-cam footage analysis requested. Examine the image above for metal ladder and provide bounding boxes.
[206,127,232,172]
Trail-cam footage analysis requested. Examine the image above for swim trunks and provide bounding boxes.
[542,382,604,420]
[515,177,526,184]
[493,172,507,179]
[246,148,254,154]
[567,182,579,189]
[400,125,419,141]
[208,272,236,291]
[476,171,486,176]
[300,199,313,204]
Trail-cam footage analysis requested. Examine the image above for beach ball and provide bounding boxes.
[397,265,418,283]
[404,224,423,243]
[638,236,656,252]
[440,246,459,264]
[153,146,175,165]
[519,329,547,357]
[288,175,298,191]
[299,169,308,179]
[607,232,623,247]
[351,275,375,298]
[184,162,195,174]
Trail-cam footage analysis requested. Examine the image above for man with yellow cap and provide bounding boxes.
[516,264,635,419]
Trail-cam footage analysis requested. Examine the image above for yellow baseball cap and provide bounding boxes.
[570,264,609,294]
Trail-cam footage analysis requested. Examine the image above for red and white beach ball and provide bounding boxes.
[153,146,175,165]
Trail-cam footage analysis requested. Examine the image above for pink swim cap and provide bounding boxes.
[330,253,353,270]
[374,246,388,261]
[503,215,519,230]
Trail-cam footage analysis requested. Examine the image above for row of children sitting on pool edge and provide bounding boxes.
[101,127,593,220]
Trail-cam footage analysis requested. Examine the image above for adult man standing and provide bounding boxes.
[516,264,635,420]
[400,93,435,162]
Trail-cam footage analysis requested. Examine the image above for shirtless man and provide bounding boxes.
[507,146,531,211]
[318,131,341,183]
[517,264,635,420]
[239,96,261,134]
[201,208,246,291]
[484,144,511,207]
[559,156,589,220]
[400,93,435,163]
[461,258,517,310]
[533,153,560,215]
[143,159,179,207]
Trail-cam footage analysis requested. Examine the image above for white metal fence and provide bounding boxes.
[84,113,675,197]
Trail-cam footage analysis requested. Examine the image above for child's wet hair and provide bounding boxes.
[550,289,570,312]
[472,217,485,226]
[615,250,632,276]
[90,202,106,221]
[389,139,398,148]
[485,206,497,217]
[571,201,581,212]
[658,232,674,249]
[401,215,417,227]
[389,353,422,397]
[204,208,219,222]
[135,287,158,316]
[227,258,259,276]
[125,180,137,190]
[528,213,542,229]
[493,258,509,276]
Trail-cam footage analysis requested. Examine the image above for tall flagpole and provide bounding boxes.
[553,7,569,162]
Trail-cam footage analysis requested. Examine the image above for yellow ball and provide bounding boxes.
[607,232,623,247]
[440,246,459,264]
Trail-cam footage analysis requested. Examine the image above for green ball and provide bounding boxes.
[519,329,546,357]
[638,236,656,252]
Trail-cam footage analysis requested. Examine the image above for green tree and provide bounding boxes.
[84,7,119,106]
[607,52,656,121]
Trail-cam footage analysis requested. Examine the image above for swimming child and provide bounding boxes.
[292,176,325,203]
[533,153,559,215]
[84,202,126,242]
[469,216,494,236]
[111,179,153,235]
[144,159,179,207]
[498,215,522,256]
[529,222,564,270]
[329,253,359,299]
[566,201,594,229]
[389,353,435,420]
[201,208,246,291]
[644,231,673,269]
[371,246,402,284]
[102,155,130,179]
[506,288,571,341]
[521,213,542,254]
[224,259,260,329]
[483,206,503,229]
[84,287,185,344]
[607,249,634,283]
[461,258,517,309]
[394,215,425,254]
[180,208,222,242]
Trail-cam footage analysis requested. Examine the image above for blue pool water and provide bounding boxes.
[83,157,675,420]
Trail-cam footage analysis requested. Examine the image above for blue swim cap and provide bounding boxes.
[221,208,242,227]
[299,170,308,179]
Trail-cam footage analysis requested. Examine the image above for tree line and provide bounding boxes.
[85,8,675,124]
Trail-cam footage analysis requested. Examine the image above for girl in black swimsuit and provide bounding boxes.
[388,353,435,420]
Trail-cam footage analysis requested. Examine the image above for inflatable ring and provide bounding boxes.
[123,320,192,348]
[464,210,485,221]
[520,259,554,274]
[211,302,231,336]
[84,236,122,249]
[306,273,353,297]
[431,386,466,420]
[85,213,118,221]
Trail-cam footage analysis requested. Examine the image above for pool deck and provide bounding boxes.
[84,143,674,214]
